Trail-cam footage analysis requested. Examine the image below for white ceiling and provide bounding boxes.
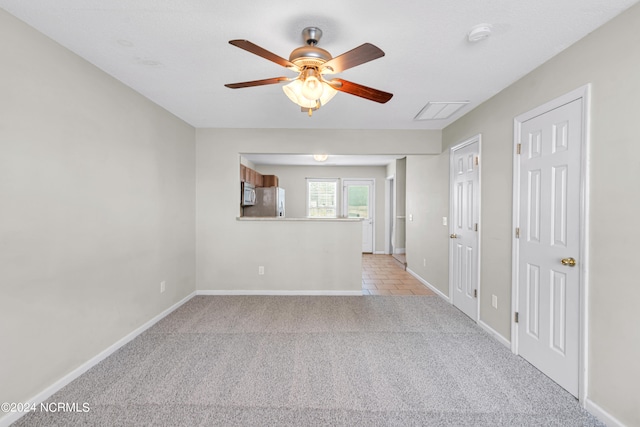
[1,0,638,130]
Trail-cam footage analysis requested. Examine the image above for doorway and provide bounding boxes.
[449,135,481,322]
[512,86,589,399]
[343,179,375,253]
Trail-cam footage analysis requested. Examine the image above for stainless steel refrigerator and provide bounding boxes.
[243,187,285,217]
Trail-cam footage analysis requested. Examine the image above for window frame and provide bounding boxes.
[306,178,340,218]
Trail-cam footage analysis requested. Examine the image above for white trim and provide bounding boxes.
[478,319,511,349]
[394,248,406,254]
[585,399,627,427]
[197,290,363,296]
[0,292,196,427]
[306,177,340,218]
[385,175,395,255]
[511,84,591,404]
[373,251,386,255]
[580,85,592,406]
[448,134,482,323]
[406,267,451,303]
[511,110,521,355]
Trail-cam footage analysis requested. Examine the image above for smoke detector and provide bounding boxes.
[468,24,492,42]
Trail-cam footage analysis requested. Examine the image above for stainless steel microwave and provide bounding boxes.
[241,182,256,206]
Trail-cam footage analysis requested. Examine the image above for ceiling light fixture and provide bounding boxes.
[283,79,337,116]
[313,154,329,162]
[467,24,492,43]
[282,29,338,117]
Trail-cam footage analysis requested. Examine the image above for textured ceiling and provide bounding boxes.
[1,0,638,130]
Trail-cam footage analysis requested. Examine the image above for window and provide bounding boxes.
[306,178,339,218]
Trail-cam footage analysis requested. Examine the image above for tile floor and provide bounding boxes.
[362,254,436,296]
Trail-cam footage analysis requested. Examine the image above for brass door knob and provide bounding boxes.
[450,234,458,239]
[561,257,576,267]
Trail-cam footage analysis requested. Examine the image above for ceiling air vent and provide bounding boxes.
[414,101,470,121]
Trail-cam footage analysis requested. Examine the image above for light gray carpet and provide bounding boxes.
[15,296,602,426]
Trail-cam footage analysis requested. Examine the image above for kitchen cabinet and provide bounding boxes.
[262,175,279,187]
[239,165,276,187]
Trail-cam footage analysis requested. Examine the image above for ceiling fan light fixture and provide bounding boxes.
[283,78,337,111]
[301,69,324,100]
[319,82,337,105]
[283,79,316,109]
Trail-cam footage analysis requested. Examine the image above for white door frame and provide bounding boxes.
[511,84,591,404]
[343,178,376,253]
[385,175,395,255]
[448,134,482,322]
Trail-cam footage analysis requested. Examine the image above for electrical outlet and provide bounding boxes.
[423,258,427,267]
[258,266,265,275]
[442,217,448,226]
[492,295,498,309]
[409,214,413,221]
[160,281,166,293]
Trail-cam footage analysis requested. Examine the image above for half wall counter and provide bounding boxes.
[222,217,363,295]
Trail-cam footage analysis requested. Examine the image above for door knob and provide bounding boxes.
[561,257,576,267]
[450,234,458,239]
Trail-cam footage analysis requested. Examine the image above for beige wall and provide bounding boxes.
[405,155,450,295]
[255,164,388,253]
[441,4,640,425]
[227,219,363,292]
[0,9,196,408]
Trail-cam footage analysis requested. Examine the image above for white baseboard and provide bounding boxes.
[0,292,196,427]
[585,398,627,427]
[373,251,385,255]
[478,319,511,349]
[197,290,363,296]
[406,268,451,303]
[394,248,406,254]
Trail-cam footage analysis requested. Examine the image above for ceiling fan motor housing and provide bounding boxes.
[289,46,332,66]
[289,27,332,68]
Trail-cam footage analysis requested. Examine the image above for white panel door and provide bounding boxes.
[450,140,479,321]
[517,98,582,397]
[343,179,374,253]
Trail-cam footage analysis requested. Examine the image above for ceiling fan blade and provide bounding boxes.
[229,40,298,70]
[328,78,393,103]
[322,43,385,74]
[225,77,290,89]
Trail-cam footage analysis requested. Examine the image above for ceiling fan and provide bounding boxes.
[224,27,393,116]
